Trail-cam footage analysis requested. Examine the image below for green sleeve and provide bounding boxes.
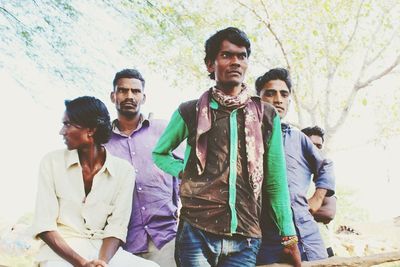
[152,109,189,178]
[264,114,296,236]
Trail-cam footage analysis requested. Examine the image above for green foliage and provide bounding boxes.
[1,0,399,145]
[120,0,400,146]
[362,98,367,106]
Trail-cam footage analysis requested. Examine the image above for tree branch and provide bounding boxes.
[358,2,398,78]
[366,26,400,66]
[327,54,400,137]
[144,0,197,46]
[356,54,400,90]
[0,6,26,27]
[325,88,357,137]
[236,0,291,71]
[336,0,364,62]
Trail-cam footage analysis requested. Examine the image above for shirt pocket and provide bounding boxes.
[56,191,82,227]
[82,201,115,230]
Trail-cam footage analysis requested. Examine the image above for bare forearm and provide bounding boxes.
[308,188,328,214]
[312,188,328,201]
[98,237,121,263]
[39,231,87,267]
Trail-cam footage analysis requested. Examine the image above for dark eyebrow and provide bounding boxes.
[220,51,247,57]
[221,51,233,55]
[116,87,142,92]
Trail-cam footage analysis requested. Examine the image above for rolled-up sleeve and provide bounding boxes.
[303,136,335,196]
[152,109,188,178]
[103,164,135,242]
[31,155,59,239]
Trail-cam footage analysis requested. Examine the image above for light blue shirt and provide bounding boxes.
[282,123,335,260]
[258,124,335,262]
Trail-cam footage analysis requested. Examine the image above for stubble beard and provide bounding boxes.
[218,80,243,94]
[118,108,139,119]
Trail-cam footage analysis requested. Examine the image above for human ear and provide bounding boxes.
[141,93,146,105]
[110,91,116,104]
[206,59,215,74]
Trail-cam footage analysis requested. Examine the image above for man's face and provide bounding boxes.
[206,40,248,88]
[309,135,324,150]
[111,78,146,118]
[59,112,92,150]
[259,79,290,119]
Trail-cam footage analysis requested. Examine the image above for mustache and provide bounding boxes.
[121,99,137,105]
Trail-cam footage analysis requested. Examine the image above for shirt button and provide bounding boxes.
[144,225,148,229]
[138,187,142,191]
[131,152,136,155]
[135,169,139,173]
[141,207,146,211]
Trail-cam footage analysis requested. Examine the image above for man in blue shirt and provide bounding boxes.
[302,125,337,257]
[255,68,335,263]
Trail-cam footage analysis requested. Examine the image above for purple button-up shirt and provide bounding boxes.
[105,117,180,253]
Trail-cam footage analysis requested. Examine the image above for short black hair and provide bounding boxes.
[204,27,251,80]
[301,126,325,143]
[64,96,112,145]
[255,68,292,95]
[112,69,145,90]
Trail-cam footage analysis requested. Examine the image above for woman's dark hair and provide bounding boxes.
[204,27,251,80]
[64,96,112,144]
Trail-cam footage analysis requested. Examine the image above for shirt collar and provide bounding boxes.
[111,114,150,136]
[210,98,219,110]
[65,149,79,169]
[281,122,292,134]
[64,148,116,178]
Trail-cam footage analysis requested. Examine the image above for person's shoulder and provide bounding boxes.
[256,99,278,117]
[178,99,198,123]
[106,150,132,168]
[39,149,74,171]
[146,117,165,129]
[287,125,309,141]
[178,99,198,112]
[41,148,68,162]
[106,150,135,178]
[149,118,168,128]
[289,124,301,134]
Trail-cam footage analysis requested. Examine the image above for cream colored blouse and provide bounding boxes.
[31,148,135,261]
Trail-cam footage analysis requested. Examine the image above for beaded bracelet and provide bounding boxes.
[281,235,298,248]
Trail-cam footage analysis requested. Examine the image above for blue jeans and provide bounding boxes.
[175,220,261,267]
[257,217,308,264]
[256,233,308,264]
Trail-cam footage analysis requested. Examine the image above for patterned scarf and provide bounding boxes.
[195,86,265,197]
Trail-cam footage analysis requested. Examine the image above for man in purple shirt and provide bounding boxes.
[105,69,179,267]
